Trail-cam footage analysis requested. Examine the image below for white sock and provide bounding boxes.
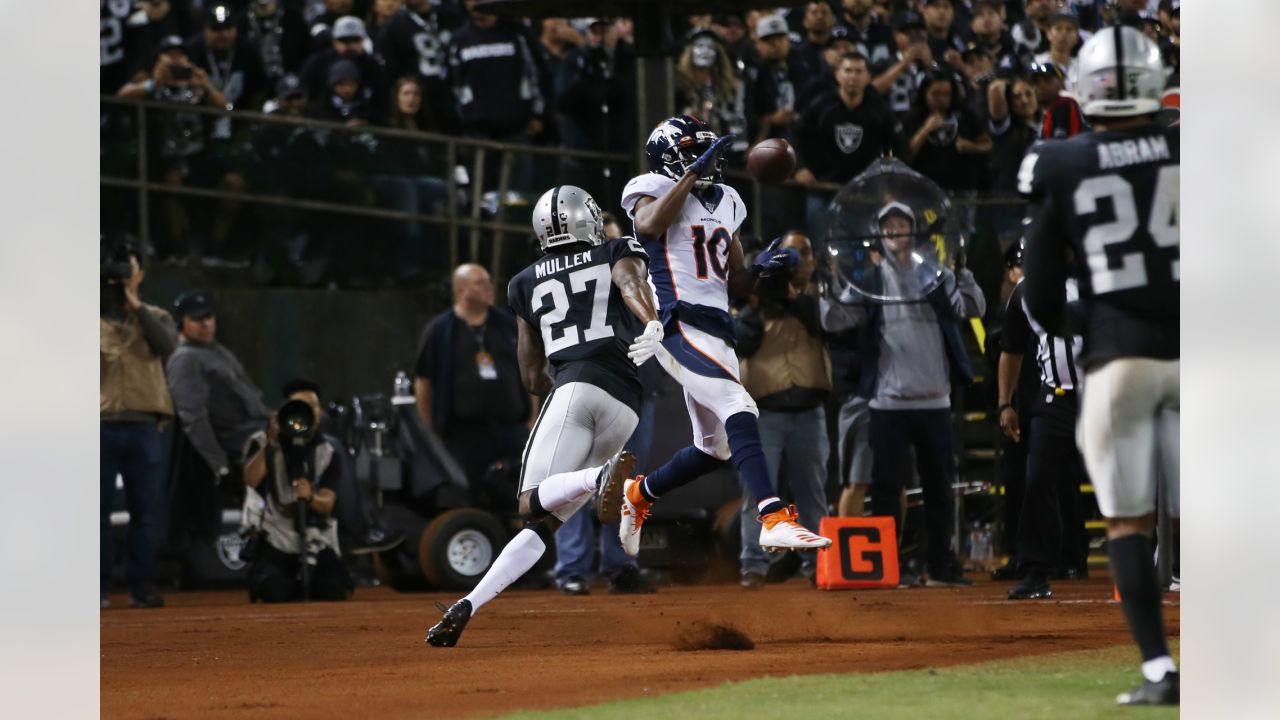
[534,466,601,511]
[757,497,783,514]
[462,528,546,613]
[1142,655,1177,682]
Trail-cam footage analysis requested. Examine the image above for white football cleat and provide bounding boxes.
[618,476,651,557]
[758,505,832,551]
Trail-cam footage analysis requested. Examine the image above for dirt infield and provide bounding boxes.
[100,574,1178,719]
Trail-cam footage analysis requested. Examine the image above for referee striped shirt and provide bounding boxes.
[1002,279,1083,392]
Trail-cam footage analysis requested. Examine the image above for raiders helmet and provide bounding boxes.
[532,185,606,252]
[1075,25,1165,118]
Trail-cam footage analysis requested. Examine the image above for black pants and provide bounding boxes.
[869,407,959,576]
[998,420,1031,559]
[249,542,352,603]
[1016,389,1088,574]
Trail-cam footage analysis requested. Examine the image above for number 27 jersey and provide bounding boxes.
[507,237,649,410]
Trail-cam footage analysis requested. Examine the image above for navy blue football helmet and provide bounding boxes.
[644,115,724,188]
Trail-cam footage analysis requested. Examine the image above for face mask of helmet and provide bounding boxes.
[532,185,607,252]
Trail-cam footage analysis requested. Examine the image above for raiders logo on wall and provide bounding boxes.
[835,123,863,153]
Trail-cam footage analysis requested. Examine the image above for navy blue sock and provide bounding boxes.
[1109,534,1170,662]
[725,412,783,516]
[640,446,725,501]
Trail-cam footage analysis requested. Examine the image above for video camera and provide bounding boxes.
[276,398,319,482]
[100,234,140,314]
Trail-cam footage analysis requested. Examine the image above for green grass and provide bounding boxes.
[497,644,1179,720]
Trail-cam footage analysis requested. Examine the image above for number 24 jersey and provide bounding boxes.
[1020,124,1179,367]
[507,237,649,410]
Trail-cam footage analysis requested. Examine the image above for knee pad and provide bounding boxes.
[519,487,550,524]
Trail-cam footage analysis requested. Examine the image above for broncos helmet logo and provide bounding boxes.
[644,115,723,187]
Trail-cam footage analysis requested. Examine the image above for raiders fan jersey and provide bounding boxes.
[1020,124,1179,369]
[507,238,650,410]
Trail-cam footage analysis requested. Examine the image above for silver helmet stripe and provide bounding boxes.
[549,185,562,237]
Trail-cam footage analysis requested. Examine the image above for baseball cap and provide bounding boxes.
[877,201,915,228]
[276,74,305,99]
[156,34,186,54]
[333,16,368,41]
[1029,61,1065,80]
[1048,11,1080,28]
[204,4,236,29]
[893,11,926,32]
[173,290,215,319]
[755,14,789,40]
[327,58,361,86]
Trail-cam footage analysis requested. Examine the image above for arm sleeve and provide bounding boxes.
[166,352,229,473]
[954,268,987,318]
[1019,149,1072,335]
[1000,283,1031,353]
[734,305,765,358]
[413,321,436,380]
[137,305,178,357]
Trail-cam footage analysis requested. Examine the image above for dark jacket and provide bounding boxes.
[416,308,529,436]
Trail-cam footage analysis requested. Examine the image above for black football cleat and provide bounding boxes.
[1116,671,1179,706]
[1008,570,1053,600]
[426,599,473,648]
[594,450,635,524]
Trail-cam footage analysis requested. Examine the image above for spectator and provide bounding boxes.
[300,16,390,121]
[871,12,931,121]
[735,231,832,588]
[985,75,1040,234]
[188,4,270,115]
[412,264,533,482]
[794,53,905,235]
[244,0,311,85]
[747,14,803,144]
[968,0,1019,73]
[822,202,986,587]
[100,236,176,610]
[306,0,358,50]
[367,0,404,37]
[920,0,966,72]
[796,35,855,116]
[535,17,583,80]
[675,28,748,156]
[1029,62,1087,140]
[555,18,636,205]
[251,75,310,282]
[794,1,839,78]
[240,389,355,603]
[121,0,198,90]
[710,13,754,69]
[905,70,992,194]
[305,58,376,124]
[117,36,233,260]
[100,0,148,94]
[1011,0,1053,66]
[375,0,463,132]
[834,0,896,67]
[369,76,450,280]
[185,4,270,259]
[1033,11,1081,90]
[447,0,547,192]
[166,290,272,487]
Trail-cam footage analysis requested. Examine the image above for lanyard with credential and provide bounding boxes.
[471,323,498,381]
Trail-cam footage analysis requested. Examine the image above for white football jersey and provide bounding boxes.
[620,173,747,315]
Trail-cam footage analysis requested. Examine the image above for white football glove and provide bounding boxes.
[627,320,664,366]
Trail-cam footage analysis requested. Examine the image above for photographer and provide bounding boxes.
[240,388,354,603]
[100,236,176,610]
[734,231,832,588]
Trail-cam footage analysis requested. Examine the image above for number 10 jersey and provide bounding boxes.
[507,237,650,411]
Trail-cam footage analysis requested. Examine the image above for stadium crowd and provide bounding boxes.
[100,0,1180,281]
[101,0,1182,603]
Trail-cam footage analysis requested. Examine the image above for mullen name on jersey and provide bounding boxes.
[535,250,595,279]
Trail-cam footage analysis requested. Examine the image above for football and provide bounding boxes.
[746,138,797,185]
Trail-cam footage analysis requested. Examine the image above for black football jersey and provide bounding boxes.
[1020,124,1179,368]
[507,237,650,410]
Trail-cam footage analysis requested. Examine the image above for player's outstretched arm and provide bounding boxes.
[612,256,659,326]
[516,316,552,397]
[633,135,735,237]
